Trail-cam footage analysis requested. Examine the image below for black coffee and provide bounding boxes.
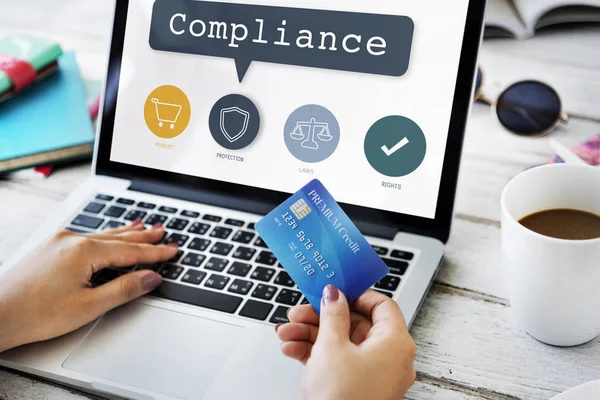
[519,208,600,240]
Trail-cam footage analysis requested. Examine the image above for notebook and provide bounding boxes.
[0,52,95,174]
[485,0,600,39]
[0,35,63,102]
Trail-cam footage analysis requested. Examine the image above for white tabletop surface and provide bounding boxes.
[1,1,600,399]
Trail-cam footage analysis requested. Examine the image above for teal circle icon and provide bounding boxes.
[364,116,427,177]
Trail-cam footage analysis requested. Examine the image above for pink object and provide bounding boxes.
[0,55,37,93]
[89,94,100,120]
[549,134,600,166]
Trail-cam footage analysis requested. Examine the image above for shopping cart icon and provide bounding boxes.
[151,98,182,129]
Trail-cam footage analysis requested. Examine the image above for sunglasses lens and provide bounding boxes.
[496,81,561,136]
[475,68,483,95]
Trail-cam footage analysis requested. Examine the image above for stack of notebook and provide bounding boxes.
[0,35,98,175]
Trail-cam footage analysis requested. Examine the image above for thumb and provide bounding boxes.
[316,285,351,345]
[87,271,163,314]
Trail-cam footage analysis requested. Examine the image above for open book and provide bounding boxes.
[485,0,600,39]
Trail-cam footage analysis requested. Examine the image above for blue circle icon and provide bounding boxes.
[364,116,427,177]
[284,105,340,163]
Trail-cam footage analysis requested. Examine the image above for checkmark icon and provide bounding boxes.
[381,137,410,157]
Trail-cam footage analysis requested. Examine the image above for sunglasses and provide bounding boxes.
[474,67,569,137]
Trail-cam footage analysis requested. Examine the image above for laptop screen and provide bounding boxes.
[110,0,471,220]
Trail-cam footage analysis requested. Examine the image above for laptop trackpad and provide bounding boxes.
[63,302,244,400]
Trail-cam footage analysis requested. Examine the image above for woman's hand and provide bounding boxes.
[276,286,416,400]
[0,221,178,353]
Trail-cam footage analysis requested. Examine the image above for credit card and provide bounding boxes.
[255,179,390,313]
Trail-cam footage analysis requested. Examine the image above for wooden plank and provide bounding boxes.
[408,380,498,400]
[455,109,600,222]
[0,369,98,400]
[0,165,89,264]
[410,286,600,400]
[480,26,600,121]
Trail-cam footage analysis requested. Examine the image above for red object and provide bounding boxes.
[0,56,37,93]
[34,165,54,178]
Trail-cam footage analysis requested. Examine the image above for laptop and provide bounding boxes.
[0,1,485,399]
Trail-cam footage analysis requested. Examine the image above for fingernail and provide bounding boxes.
[165,243,179,248]
[142,273,162,291]
[322,285,339,306]
[286,307,292,318]
[275,323,284,333]
[152,223,163,229]
[131,218,143,226]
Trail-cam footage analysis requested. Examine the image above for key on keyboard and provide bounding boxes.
[232,230,255,244]
[210,226,233,240]
[181,252,206,267]
[225,218,244,227]
[239,300,273,321]
[169,250,184,263]
[203,214,222,222]
[390,250,414,261]
[227,262,252,277]
[276,289,302,306]
[72,215,104,230]
[104,206,126,218]
[145,214,168,226]
[205,274,230,290]
[181,210,200,218]
[189,238,211,252]
[210,242,234,256]
[375,275,401,291]
[274,271,295,287]
[116,198,135,205]
[152,281,243,314]
[251,267,275,282]
[269,306,290,324]
[254,237,268,248]
[252,284,277,301]
[189,222,210,235]
[167,218,190,231]
[383,258,409,276]
[84,202,105,214]
[205,257,229,272]
[104,220,125,230]
[160,264,184,280]
[255,251,277,266]
[228,279,254,295]
[124,210,147,221]
[182,270,207,285]
[232,246,256,261]
[372,245,389,256]
[165,234,190,247]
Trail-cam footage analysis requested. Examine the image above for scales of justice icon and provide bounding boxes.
[290,118,333,150]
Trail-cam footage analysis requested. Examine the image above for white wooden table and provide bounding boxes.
[1,1,600,399]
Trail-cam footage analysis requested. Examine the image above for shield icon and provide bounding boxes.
[220,107,250,143]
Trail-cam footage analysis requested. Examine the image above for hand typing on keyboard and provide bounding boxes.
[276,286,416,400]
[0,220,178,353]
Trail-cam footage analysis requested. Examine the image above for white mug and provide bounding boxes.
[501,164,600,347]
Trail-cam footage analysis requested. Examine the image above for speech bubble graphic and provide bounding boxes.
[149,0,414,82]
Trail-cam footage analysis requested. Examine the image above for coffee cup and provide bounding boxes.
[501,164,600,346]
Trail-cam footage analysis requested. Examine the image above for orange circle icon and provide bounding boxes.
[144,85,191,139]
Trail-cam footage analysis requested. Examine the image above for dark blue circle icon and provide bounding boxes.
[364,116,427,177]
[284,104,340,163]
[209,94,260,150]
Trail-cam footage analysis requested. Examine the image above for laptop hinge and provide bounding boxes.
[128,178,398,240]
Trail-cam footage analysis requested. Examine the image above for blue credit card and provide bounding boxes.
[255,179,390,314]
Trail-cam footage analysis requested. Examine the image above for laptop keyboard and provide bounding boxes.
[67,194,415,325]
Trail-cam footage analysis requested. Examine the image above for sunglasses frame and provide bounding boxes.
[475,67,569,137]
